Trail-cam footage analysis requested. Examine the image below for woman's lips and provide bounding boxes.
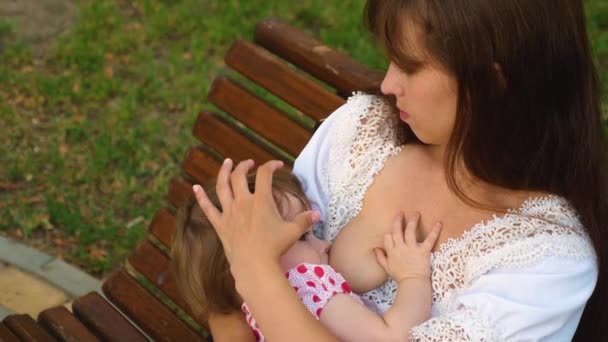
[400,110,410,120]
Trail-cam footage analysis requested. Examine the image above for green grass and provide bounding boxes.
[0,0,607,277]
[587,0,608,119]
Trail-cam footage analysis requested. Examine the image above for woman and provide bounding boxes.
[196,0,607,340]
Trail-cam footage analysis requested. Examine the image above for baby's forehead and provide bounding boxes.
[277,192,309,220]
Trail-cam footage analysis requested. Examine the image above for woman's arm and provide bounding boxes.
[194,159,337,341]
[208,311,255,342]
[238,260,337,341]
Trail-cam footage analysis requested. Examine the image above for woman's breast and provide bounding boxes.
[327,151,424,293]
[328,210,391,294]
[329,210,388,293]
[326,147,453,294]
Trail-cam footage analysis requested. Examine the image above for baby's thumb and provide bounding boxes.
[374,248,388,271]
[293,210,321,232]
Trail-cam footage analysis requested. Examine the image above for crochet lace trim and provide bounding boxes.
[362,196,593,339]
[322,92,403,243]
[409,305,504,342]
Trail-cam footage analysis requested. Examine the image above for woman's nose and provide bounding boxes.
[380,63,403,96]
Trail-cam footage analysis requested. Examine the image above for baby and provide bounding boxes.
[172,169,440,341]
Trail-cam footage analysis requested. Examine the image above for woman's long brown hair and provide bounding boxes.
[365,0,607,340]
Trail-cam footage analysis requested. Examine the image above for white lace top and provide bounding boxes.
[293,93,598,341]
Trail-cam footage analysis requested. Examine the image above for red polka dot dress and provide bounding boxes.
[241,263,363,341]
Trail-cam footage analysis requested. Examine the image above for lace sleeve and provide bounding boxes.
[411,255,598,341]
[293,99,350,234]
[410,306,501,342]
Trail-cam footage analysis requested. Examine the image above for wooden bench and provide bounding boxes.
[0,18,382,341]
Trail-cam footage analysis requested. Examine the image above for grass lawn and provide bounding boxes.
[1,0,607,277]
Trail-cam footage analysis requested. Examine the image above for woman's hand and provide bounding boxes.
[192,159,320,278]
[374,212,442,283]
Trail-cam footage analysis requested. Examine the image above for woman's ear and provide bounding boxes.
[493,62,507,89]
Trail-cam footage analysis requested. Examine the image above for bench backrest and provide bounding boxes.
[0,18,382,341]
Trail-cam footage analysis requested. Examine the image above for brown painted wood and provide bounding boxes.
[0,323,19,342]
[72,292,147,342]
[167,176,193,209]
[225,39,344,121]
[3,314,56,341]
[38,306,99,342]
[192,111,280,165]
[128,241,179,306]
[181,146,223,186]
[148,207,175,248]
[128,240,210,331]
[254,18,384,96]
[102,269,205,341]
[208,76,313,156]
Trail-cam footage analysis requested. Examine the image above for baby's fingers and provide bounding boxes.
[374,248,388,271]
[391,212,405,245]
[404,212,421,246]
[422,222,443,251]
[383,232,394,251]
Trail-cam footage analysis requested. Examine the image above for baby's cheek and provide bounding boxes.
[280,244,326,272]
[279,249,298,272]
[279,244,309,271]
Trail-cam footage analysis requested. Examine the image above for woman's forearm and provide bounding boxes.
[208,311,256,342]
[235,260,338,342]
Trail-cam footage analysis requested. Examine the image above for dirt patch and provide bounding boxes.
[0,0,77,57]
[0,262,70,317]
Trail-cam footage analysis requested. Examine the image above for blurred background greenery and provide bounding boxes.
[1,0,607,277]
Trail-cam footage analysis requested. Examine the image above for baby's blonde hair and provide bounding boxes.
[171,169,309,319]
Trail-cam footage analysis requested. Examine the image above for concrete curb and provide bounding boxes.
[0,236,102,298]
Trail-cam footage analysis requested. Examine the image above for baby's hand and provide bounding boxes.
[374,212,441,283]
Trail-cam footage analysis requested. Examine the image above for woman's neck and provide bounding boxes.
[420,144,543,212]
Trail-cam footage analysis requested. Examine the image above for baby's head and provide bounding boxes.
[277,183,329,272]
[171,169,328,318]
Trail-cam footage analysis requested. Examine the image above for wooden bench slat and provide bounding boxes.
[192,111,281,165]
[38,306,99,342]
[208,76,313,156]
[72,292,147,342]
[102,269,205,341]
[168,176,193,209]
[3,314,57,341]
[128,240,210,331]
[0,323,20,342]
[225,40,344,121]
[254,18,383,96]
[128,241,180,306]
[149,207,175,249]
[181,146,223,186]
